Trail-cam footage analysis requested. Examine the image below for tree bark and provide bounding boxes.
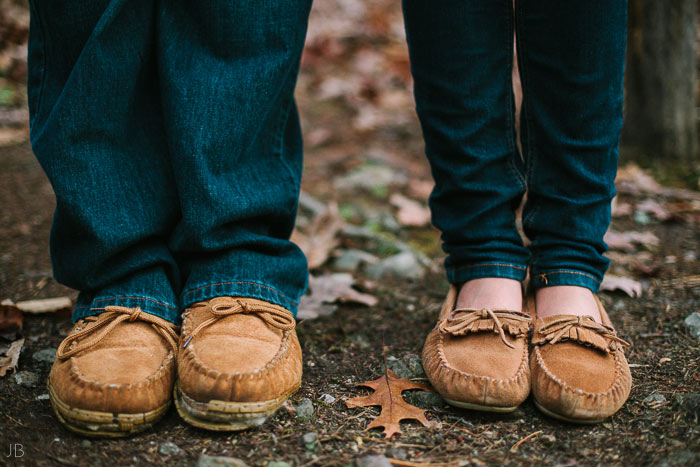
[622,0,698,162]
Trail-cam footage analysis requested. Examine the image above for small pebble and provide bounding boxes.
[81,440,92,448]
[684,312,700,340]
[33,348,57,364]
[643,393,667,405]
[319,393,336,404]
[196,454,249,467]
[294,398,315,419]
[356,454,392,467]
[159,442,182,456]
[301,432,318,446]
[14,371,39,387]
[36,394,49,401]
[268,463,292,467]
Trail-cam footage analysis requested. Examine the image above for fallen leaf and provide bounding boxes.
[615,163,663,196]
[390,193,431,227]
[0,303,23,340]
[604,230,659,252]
[635,198,671,221]
[345,369,431,438]
[0,338,24,377]
[297,273,378,320]
[15,297,73,314]
[292,202,344,269]
[600,275,643,297]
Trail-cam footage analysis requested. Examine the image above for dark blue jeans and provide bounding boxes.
[403,0,626,292]
[27,0,312,323]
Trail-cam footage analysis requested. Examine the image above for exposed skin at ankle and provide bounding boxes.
[455,277,523,312]
[534,285,602,324]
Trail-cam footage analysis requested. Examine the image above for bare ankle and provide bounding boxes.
[534,285,602,323]
[455,277,523,312]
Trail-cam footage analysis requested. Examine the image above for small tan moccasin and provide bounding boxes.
[528,295,632,423]
[422,285,532,412]
[48,307,179,437]
[175,297,302,431]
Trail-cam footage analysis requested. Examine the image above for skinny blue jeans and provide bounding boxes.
[403,0,626,291]
[27,1,626,324]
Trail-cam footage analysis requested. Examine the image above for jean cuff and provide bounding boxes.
[73,295,180,324]
[180,280,300,317]
[529,269,602,293]
[447,262,528,285]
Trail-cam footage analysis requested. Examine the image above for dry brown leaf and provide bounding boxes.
[291,202,343,269]
[345,369,432,438]
[0,303,23,340]
[390,193,431,227]
[636,198,672,221]
[600,275,643,297]
[604,230,659,252]
[15,297,73,314]
[0,338,24,377]
[297,273,378,320]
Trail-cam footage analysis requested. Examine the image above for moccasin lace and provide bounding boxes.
[536,315,630,351]
[439,308,531,349]
[183,298,295,348]
[56,306,179,359]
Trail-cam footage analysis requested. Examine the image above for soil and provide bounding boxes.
[1,1,700,466]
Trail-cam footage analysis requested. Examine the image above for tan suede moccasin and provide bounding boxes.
[175,297,302,431]
[422,285,532,412]
[48,307,179,437]
[528,295,632,424]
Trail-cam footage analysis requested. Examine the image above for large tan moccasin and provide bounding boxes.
[422,285,532,412]
[175,297,302,431]
[48,307,179,437]
[528,295,632,424]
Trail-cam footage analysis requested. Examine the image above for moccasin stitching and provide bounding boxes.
[434,330,530,384]
[64,352,176,391]
[180,328,292,381]
[532,345,628,398]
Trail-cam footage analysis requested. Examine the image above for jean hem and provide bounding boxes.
[72,295,179,324]
[180,280,300,317]
[529,269,601,293]
[447,262,528,284]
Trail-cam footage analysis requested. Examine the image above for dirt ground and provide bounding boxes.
[2,1,700,466]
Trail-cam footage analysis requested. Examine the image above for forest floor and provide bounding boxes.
[1,1,700,466]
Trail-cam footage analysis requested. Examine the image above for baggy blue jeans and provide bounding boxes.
[403,0,627,292]
[28,1,626,325]
[27,0,313,323]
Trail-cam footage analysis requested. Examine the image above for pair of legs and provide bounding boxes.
[28,0,312,323]
[403,0,625,315]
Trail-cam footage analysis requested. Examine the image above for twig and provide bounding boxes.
[510,430,542,452]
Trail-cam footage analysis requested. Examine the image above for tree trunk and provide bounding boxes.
[622,0,698,162]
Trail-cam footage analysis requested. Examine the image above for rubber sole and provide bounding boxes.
[47,381,169,437]
[533,399,606,425]
[174,380,300,431]
[443,397,520,413]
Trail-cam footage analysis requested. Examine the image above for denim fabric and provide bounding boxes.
[403,0,626,292]
[27,0,312,323]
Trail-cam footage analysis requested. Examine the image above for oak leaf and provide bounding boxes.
[345,369,432,438]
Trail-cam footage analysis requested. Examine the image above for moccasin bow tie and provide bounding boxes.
[534,315,630,352]
[439,308,531,349]
[56,306,179,359]
[183,298,295,348]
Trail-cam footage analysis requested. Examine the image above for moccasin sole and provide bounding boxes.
[443,397,520,413]
[174,380,301,431]
[48,381,169,437]
[533,399,607,425]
